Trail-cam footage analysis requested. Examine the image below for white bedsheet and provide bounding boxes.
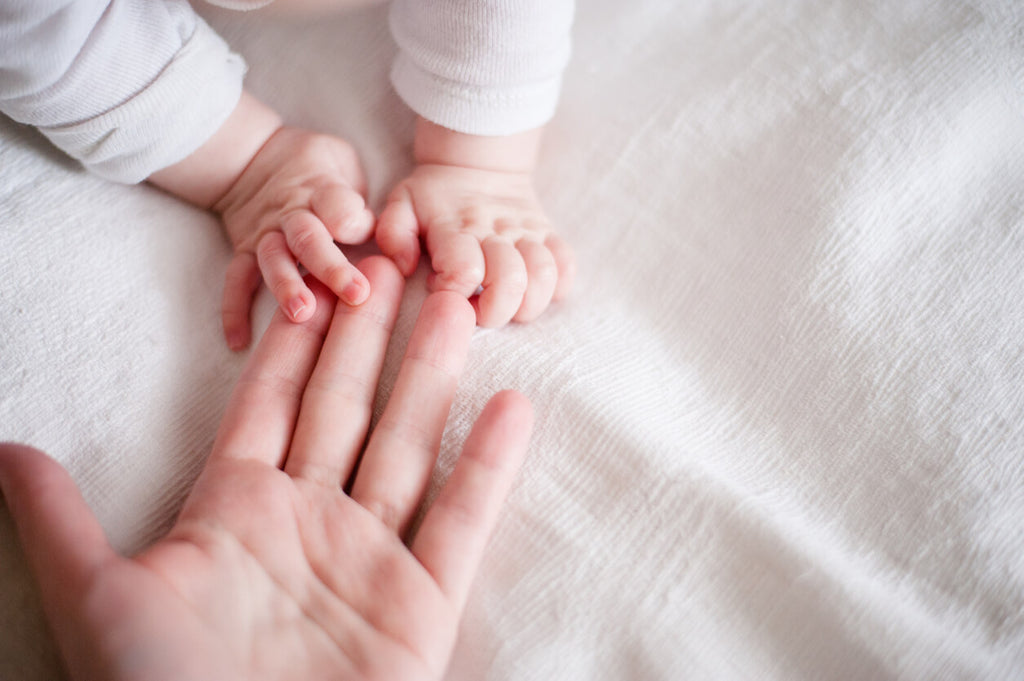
[3,1,1024,678]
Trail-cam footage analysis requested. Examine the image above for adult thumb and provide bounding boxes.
[0,444,115,612]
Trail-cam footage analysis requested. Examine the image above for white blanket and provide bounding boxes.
[3,1,1024,678]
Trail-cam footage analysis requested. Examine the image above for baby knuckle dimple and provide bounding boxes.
[458,204,489,228]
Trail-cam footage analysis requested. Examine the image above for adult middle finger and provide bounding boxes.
[349,290,476,535]
[283,256,405,486]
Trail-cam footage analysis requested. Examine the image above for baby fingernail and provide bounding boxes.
[343,278,367,305]
[288,298,307,320]
[227,331,246,350]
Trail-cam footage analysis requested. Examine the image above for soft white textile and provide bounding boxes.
[2,1,1024,679]
[0,0,246,183]
[0,0,570,182]
[388,0,573,135]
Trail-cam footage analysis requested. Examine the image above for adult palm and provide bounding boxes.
[0,257,532,681]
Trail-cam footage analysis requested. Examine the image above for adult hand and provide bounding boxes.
[0,256,532,681]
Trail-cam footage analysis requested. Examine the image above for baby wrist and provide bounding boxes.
[148,91,283,209]
[413,118,542,174]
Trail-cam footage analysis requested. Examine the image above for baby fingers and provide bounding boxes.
[257,230,317,323]
[545,233,576,302]
[512,238,559,323]
[311,182,374,244]
[281,210,370,307]
[427,229,486,297]
[376,194,421,276]
[475,237,528,328]
[222,252,263,350]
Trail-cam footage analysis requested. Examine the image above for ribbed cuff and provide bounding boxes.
[204,0,275,10]
[390,51,562,136]
[38,19,246,184]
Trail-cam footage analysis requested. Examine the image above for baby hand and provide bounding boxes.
[215,127,374,349]
[376,122,575,327]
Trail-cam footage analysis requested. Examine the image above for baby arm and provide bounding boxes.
[377,117,575,327]
[149,92,373,350]
[0,1,371,351]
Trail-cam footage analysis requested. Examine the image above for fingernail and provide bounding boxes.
[227,331,247,351]
[288,298,307,320]
[342,278,367,305]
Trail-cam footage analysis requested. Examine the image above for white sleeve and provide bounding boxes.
[0,0,246,183]
[388,0,574,136]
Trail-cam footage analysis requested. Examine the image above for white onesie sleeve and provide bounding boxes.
[388,0,574,136]
[0,0,246,183]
